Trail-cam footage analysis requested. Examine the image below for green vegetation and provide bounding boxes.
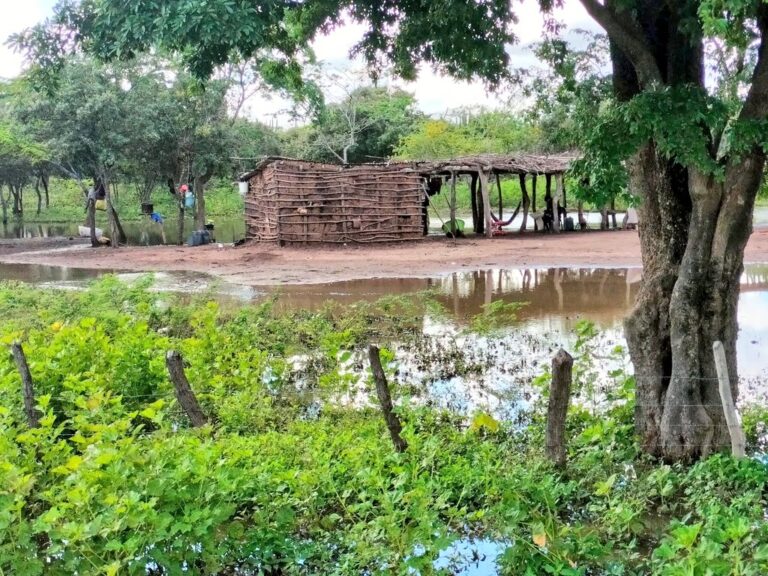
[1,279,767,574]
[14,178,243,224]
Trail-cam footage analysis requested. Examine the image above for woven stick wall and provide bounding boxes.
[244,159,425,244]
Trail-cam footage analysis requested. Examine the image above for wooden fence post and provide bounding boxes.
[546,348,573,468]
[367,345,408,453]
[165,351,209,428]
[11,342,40,428]
[712,341,746,458]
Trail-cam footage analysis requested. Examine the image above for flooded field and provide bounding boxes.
[0,218,246,246]
[2,261,765,417]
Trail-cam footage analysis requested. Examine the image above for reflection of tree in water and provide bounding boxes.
[742,265,768,290]
[434,268,643,328]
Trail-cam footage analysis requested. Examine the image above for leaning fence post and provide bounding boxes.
[165,350,210,428]
[546,348,573,468]
[367,345,408,453]
[10,341,40,428]
[712,341,746,458]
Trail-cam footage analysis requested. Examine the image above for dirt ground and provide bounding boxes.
[2,229,768,286]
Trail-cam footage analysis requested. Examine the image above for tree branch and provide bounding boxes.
[578,0,663,87]
[740,10,768,122]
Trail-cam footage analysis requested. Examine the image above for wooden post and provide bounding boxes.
[496,173,503,220]
[712,341,746,458]
[367,345,408,453]
[478,170,493,239]
[552,174,563,233]
[519,173,530,232]
[449,171,457,238]
[546,349,573,468]
[165,351,209,428]
[469,173,479,233]
[11,342,40,428]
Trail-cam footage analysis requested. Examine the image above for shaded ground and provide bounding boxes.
[2,229,768,286]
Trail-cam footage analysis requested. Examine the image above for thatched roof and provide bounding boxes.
[387,152,578,176]
[239,152,577,182]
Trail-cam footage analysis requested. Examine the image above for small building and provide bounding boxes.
[240,157,425,244]
[239,153,577,244]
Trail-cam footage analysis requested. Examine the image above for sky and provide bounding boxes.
[0,0,599,124]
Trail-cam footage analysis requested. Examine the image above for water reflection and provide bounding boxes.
[0,218,246,246]
[268,267,644,330]
[267,265,768,379]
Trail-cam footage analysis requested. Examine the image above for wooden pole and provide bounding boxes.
[546,348,573,468]
[470,173,479,233]
[478,170,493,239]
[449,171,457,238]
[519,173,529,232]
[712,341,746,458]
[552,174,563,233]
[367,345,408,453]
[11,342,40,428]
[165,351,209,428]
[496,173,503,220]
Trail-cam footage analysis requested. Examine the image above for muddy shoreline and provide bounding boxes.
[1,229,768,286]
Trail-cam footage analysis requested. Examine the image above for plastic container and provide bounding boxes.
[187,230,211,247]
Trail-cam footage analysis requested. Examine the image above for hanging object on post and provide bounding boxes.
[95,199,107,211]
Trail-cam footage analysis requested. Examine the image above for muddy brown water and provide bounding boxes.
[4,261,765,382]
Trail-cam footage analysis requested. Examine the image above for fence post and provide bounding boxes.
[367,345,408,453]
[712,341,746,458]
[546,348,573,468]
[11,342,40,428]
[165,351,210,428]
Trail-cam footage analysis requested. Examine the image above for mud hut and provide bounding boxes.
[240,158,425,244]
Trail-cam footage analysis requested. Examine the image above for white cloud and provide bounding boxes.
[0,0,56,79]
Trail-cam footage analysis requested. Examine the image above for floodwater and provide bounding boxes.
[265,265,768,381]
[0,217,246,246]
[1,262,766,576]
[3,261,765,381]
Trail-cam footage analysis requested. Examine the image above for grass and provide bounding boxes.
[9,177,244,224]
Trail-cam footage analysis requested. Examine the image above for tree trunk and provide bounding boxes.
[11,185,21,216]
[0,185,9,225]
[178,201,186,246]
[34,178,42,216]
[41,173,49,208]
[85,198,98,247]
[104,175,119,249]
[194,175,208,231]
[519,174,530,232]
